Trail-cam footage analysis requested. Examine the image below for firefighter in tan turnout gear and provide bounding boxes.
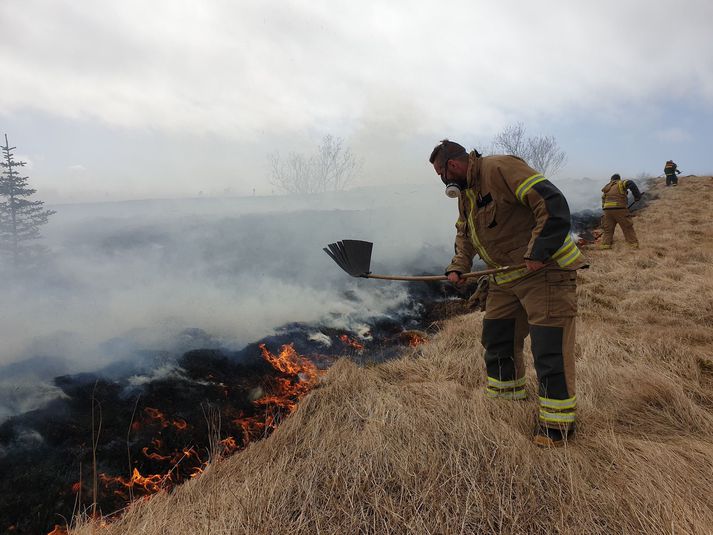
[664,160,681,186]
[599,173,641,249]
[429,140,586,447]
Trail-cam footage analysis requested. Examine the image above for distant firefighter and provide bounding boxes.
[664,160,681,186]
[599,173,641,249]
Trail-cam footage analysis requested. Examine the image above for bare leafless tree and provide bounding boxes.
[527,134,567,178]
[269,152,313,194]
[492,123,529,159]
[269,135,362,194]
[491,122,567,177]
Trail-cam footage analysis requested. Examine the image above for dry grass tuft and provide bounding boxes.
[72,177,713,535]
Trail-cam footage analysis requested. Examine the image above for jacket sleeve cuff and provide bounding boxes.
[446,262,468,274]
[523,249,548,262]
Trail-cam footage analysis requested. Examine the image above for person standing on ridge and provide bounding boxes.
[599,173,642,250]
[429,139,586,448]
[664,160,681,186]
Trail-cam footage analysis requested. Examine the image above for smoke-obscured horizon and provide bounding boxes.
[0,176,612,420]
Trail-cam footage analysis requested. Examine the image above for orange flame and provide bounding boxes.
[100,468,166,494]
[128,468,164,492]
[143,407,189,430]
[250,343,324,439]
[144,407,164,419]
[400,330,428,347]
[144,407,169,428]
[190,466,204,479]
[232,416,268,444]
[142,446,171,461]
[172,418,188,430]
[87,342,323,523]
[219,436,238,454]
[47,525,68,535]
[339,334,364,350]
[258,343,321,404]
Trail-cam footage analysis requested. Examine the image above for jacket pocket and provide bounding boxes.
[546,270,577,318]
[476,200,497,230]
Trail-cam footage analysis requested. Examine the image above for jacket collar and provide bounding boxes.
[466,150,480,190]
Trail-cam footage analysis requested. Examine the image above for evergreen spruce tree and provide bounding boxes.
[0,134,55,266]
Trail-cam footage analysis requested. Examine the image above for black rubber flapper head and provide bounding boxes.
[323,240,373,277]
[325,239,527,282]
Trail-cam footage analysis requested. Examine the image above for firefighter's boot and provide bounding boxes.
[533,425,575,448]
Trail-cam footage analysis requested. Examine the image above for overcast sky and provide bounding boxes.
[1,0,712,202]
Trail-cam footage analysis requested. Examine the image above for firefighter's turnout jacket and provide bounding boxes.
[446,152,585,432]
[601,177,641,210]
[600,177,641,248]
[447,154,586,282]
[664,160,681,186]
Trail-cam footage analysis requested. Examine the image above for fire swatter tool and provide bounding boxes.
[324,239,526,282]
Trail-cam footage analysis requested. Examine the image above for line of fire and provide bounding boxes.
[0,286,445,534]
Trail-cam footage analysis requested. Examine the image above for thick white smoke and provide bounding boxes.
[0,176,612,420]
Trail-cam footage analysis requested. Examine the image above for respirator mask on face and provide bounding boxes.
[444,183,462,198]
[441,165,465,198]
[432,139,470,198]
[437,140,467,198]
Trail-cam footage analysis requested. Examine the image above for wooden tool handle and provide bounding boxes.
[365,264,527,282]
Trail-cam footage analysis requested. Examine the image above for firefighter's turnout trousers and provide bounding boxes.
[482,268,577,431]
[665,173,678,187]
[601,208,638,247]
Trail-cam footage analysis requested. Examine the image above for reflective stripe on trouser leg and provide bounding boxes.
[530,324,576,430]
[482,318,526,400]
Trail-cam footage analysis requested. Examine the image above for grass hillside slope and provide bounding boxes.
[74,176,713,535]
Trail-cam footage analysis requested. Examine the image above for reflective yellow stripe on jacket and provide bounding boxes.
[551,234,583,268]
[465,172,582,284]
[464,189,499,267]
[603,181,628,208]
[494,267,530,285]
[515,173,546,204]
[493,234,582,285]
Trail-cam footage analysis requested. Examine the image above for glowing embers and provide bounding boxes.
[91,343,323,512]
[218,436,238,455]
[142,407,189,431]
[5,304,439,533]
[399,330,428,347]
[98,445,203,499]
[338,334,365,350]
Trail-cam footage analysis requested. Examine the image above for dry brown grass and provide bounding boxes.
[72,177,713,535]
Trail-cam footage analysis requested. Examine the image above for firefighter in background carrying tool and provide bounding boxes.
[664,160,681,186]
[429,140,587,448]
[599,173,641,250]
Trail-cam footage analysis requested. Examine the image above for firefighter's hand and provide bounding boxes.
[525,259,546,271]
[447,271,466,285]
